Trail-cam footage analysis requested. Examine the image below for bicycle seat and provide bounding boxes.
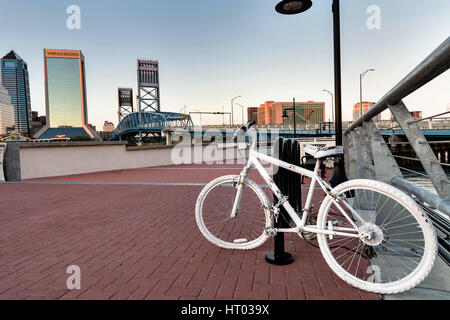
[304,145,344,159]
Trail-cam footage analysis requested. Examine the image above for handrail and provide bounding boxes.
[346,37,450,133]
[392,177,450,216]
[343,38,450,266]
[344,37,450,218]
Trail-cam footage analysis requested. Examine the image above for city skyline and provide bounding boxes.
[0,0,449,129]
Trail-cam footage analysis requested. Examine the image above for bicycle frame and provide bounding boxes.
[232,131,363,239]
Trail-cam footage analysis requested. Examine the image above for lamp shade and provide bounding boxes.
[275,0,313,15]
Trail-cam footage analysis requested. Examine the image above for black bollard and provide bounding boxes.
[329,155,348,188]
[265,138,302,266]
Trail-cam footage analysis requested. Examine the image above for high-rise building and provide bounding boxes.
[36,49,100,140]
[353,102,380,122]
[30,111,46,136]
[256,101,325,125]
[247,107,258,123]
[1,51,32,135]
[0,85,14,135]
[102,121,115,132]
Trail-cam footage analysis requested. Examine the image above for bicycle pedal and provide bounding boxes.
[265,228,277,238]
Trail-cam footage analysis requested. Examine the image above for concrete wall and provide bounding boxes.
[17,142,246,180]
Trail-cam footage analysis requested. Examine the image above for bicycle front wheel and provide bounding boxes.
[317,179,437,294]
[195,175,272,250]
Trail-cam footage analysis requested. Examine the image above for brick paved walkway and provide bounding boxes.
[0,164,381,300]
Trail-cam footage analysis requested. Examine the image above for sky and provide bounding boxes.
[0,0,449,128]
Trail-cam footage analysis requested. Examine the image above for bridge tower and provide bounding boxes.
[137,59,160,113]
[118,88,134,123]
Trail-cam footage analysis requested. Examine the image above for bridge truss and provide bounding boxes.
[112,111,194,141]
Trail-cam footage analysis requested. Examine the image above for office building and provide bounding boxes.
[0,85,14,135]
[103,121,115,132]
[29,111,46,136]
[36,49,100,140]
[1,51,32,135]
[247,107,258,123]
[353,102,381,122]
[256,101,325,125]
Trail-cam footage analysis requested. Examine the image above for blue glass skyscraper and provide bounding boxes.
[1,51,32,135]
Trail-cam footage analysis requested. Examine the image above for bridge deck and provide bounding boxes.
[0,164,381,300]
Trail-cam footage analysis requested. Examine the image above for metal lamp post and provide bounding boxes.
[275,0,342,145]
[323,89,334,131]
[275,0,347,187]
[231,96,242,126]
[360,69,375,118]
[235,103,246,125]
[282,97,298,138]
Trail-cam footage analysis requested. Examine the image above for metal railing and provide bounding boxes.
[344,37,450,264]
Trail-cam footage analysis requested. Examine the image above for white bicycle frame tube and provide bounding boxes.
[233,130,362,239]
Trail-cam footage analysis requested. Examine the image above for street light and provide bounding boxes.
[275,0,342,146]
[275,0,347,187]
[231,96,241,126]
[275,0,312,14]
[360,69,375,119]
[323,89,334,130]
[282,97,298,138]
[235,103,246,125]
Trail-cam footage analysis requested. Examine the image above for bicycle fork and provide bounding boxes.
[230,163,252,219]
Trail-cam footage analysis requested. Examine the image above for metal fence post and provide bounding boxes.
[389,101,450,199]
[364,120,402,184]
[266,138,301,265]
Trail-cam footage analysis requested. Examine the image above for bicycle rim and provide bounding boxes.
[196,176,270,250]
[317,180,436,294]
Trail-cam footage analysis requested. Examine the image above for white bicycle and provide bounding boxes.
[195,121,437,294]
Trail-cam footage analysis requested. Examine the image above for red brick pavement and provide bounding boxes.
[0,164,381,300]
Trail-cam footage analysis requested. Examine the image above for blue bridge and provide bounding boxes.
[112,111,194,141]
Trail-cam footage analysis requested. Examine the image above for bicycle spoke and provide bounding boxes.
[317,183,434,292]
[199,178,268,248]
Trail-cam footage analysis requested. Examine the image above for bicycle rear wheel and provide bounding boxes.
[317,179,437,294]
[195,175,272,250]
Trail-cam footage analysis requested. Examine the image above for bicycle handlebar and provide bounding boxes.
[240,121,256,133]
[233,121,256,139]
[233,121,258,151]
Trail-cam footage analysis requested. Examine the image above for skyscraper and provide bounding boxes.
[256,101,325,125]
[353,102,380,122]
[0,85,14,135]
[36,49,99,140]
[1,51,32,135]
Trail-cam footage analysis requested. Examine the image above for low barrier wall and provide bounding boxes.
[13,142,246,180]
